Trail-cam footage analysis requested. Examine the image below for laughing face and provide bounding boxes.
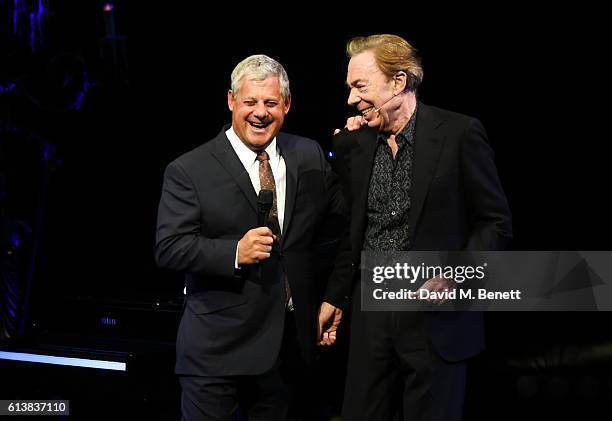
[228,75,291,151]
[346,50,396,129]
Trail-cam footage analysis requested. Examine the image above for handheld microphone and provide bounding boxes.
[257,189,273,227]
[255,189,273,277]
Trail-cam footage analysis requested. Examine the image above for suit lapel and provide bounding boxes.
[408,103,446,240]
[210,130,258,213]
[277,134,297,241]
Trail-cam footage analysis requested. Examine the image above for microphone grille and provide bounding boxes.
[257,189,273,208]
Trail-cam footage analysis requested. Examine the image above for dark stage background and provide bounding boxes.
[1,2,611,419]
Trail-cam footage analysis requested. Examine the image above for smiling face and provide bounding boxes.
[227,75,291,151]
[346,50,397,127]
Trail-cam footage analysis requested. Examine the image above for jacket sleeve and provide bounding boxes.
[154,160,237,278]
[461,118,513,250]
[322,133,355,311]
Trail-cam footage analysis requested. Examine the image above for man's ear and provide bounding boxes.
[227,90,234,111]
[393,72,408,95]
[283,93,291,114]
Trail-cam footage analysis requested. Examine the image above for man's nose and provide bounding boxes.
[254,102,267,119]
[347,88,360,107]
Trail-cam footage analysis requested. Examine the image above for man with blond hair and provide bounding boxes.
[330,34,512,420]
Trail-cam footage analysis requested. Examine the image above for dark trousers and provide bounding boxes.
[180,366,289,421]
[341,306,467,421]
[179,312,321,421]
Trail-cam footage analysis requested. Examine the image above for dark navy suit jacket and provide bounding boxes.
[156,128,345,375]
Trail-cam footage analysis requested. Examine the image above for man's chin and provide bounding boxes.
[244,133,274,150]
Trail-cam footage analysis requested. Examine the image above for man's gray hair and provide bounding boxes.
[230,54,290,101]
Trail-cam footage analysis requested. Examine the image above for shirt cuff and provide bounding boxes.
[235,241,240,269]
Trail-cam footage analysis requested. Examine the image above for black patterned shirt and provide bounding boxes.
[363,107,418,251]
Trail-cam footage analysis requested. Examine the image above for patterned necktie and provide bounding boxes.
[256,150,281,237]
[256,150,292,307]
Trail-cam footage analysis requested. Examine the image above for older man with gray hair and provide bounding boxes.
[156,54,345,420]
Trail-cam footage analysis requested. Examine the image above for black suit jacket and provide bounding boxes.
[155,128,345,376]
[329,103,512,361]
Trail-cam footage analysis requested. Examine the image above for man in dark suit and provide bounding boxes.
[329,35,513,420]
[155,54,345,421]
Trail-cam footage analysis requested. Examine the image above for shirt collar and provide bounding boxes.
[226,126,279,168]
[377,102,418,146]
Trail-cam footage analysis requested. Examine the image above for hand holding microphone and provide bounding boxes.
[237,190,276,265]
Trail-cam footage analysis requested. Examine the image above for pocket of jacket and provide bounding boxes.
[186,291,247,314]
